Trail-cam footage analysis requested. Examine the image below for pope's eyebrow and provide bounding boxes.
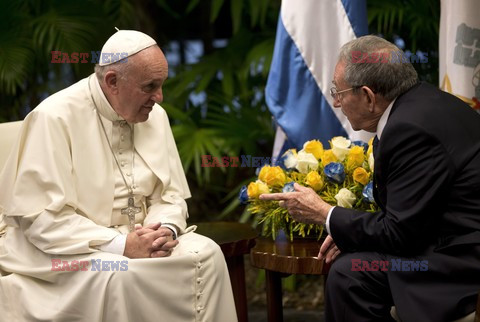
[140,78,161,86]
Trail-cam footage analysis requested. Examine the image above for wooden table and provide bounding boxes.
[250,234,331,322]
[195,222,257,322]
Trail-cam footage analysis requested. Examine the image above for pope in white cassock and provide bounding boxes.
[0,30,237,321]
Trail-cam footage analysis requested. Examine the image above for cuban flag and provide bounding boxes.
[266,0,372,158]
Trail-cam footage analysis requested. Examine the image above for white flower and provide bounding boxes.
[296,151,319,174]
[335,188,356,208]
[282,150,298,169]
[368,152,375,172]
[331,136,351,161]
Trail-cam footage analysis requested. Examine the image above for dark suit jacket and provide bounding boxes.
[330,82,480,321]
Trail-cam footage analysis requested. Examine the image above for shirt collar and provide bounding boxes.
[89,74,124,122]
[376,97,396,140]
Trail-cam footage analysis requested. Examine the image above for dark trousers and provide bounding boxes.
[325,252,395,322]
[324,249,479,322]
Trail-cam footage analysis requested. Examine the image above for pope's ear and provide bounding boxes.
[104,71,119,94]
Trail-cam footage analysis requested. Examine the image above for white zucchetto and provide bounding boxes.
[99,29,157,66]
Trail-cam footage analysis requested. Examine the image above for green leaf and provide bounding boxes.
[221,69,234,97]
[258,0,270,27]
[196,68,217,92]
[245,38,275,77]
[210,0,225,23]
[0,37,33,95]
[186,0,201,14]
[230,0,243,34]
[249,0,260,27]
[153,0,180,19]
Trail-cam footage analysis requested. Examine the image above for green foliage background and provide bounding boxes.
[0,0,440,222]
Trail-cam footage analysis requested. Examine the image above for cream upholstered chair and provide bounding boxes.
[0,120,23,235]
[0,121,23,171]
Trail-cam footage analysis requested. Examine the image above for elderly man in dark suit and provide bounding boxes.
[261,35,480,321]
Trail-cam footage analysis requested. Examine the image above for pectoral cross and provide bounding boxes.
[121,196,141,232]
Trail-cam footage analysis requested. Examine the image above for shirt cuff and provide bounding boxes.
[161,223,178,240]
[325,206,336,235]
[98,234,127,255]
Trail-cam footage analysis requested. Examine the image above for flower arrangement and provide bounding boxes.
[239,136,379,241]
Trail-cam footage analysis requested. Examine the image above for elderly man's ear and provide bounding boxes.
[104,71,120,95]
[361,86,377,112]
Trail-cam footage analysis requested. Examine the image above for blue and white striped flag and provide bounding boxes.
[266,0,372,158]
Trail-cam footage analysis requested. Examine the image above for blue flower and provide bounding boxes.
[362,181,375,203]
[323,162,345,184]
[238,185,249,204]
[282,182,295,193]
[352,140,369,153]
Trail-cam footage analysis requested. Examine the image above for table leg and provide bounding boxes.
[226,255,248,322]
[265,270,283,322]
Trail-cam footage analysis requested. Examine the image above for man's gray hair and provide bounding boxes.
[338,35,418,101]
[94,60,130,84]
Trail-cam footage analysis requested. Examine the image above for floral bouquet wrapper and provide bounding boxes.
[239,136,378,241]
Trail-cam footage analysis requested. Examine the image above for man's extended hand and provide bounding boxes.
[124,223,178,258]
[259,183,332,225]
[318,235,341,264]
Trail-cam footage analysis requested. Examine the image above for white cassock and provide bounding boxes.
[0,75,237,322]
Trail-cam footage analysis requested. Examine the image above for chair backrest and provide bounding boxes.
[0,121,23,171]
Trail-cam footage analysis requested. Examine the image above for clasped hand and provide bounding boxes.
[124,222,178,259]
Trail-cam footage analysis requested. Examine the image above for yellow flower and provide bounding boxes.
[353,167,370,185]
[305,171,324,191]
[258,165,286,187]
[303,140,324,160]
[346,146,365,169]
[247,180,270,198]
[321,149,338,167]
